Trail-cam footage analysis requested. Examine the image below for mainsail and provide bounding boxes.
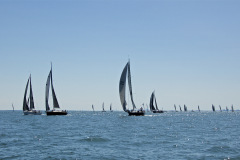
[198,105,200,112]
[212,104,215,111]
[219,105,222,112]
[184,105,187,111]
[149,92,156,111]
[174,104,176,111]
[119,63,128,112]
[29,75,35,110]
[45,71,51,111]
[23,78,30,111]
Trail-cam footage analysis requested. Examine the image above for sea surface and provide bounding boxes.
[0,110,240,160]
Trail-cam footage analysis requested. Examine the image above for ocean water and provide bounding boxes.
[0,110,240,160]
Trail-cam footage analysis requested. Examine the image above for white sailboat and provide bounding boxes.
[119,60,145,116]
[23,74,42,115]
[45,65,67,115]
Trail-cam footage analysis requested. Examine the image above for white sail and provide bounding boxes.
[119,63,128,112]
[23,77,30,111]
[127,61,136,109]
[45,71,51,111]
[29,75,35,110]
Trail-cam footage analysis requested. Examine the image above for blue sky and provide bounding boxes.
[0,0,240,111]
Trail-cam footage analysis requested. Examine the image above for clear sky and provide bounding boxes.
[1,0,240,111]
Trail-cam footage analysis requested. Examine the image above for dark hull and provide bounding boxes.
[46,110,68,115]
[152,110,164,113]
[127,110,145,116]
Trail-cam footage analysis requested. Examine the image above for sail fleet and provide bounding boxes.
[21,61,238,115]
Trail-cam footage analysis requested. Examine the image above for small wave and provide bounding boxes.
[80,136,109,143]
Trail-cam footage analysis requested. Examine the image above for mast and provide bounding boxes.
[29,74,35,110]
[23,77,30,111]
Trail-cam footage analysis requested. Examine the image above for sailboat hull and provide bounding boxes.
[23,110,42,115]
[127,110,145,116]
[46,110,68,115]
[152,110,164,113]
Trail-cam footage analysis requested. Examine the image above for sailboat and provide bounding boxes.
[149,91,163,113]
[92,105,95,112]
[231,105,234,112]
[184,104,187,112]
[212,104,215,112]
[12,103,14,112]
[226,106,229,112]
[23,75,42,115]
[179,105,182,111]
[219,105,222,112]
[174,104,178,112]
[110,103,113,112]
[102,103,106,112]
[119,60,145,116]
[45,65,67,115]
[198,105,200,112]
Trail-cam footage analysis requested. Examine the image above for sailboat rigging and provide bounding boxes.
[149,91,163,113]
[23,74,42,115]
[119,60,145,116]
[45,64,67,115]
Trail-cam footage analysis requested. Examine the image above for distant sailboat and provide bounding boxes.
[179,105,182,112]
[212,104,215,112]
[198,105,200,112]
[226,106,229,112]
[12,103,14,112]
[92,105,94,112]
[184,104,187,112]
[231,105,234,112]
[45,65,67,115]
[110,103,113,112]
[149,91,163,113]
[23,74,42,115]
[102,103,106,112]
[174,104,177,112]
[119,60,145,116]
[219,105,222,112]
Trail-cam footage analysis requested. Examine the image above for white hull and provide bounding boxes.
[23,110,42,115]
